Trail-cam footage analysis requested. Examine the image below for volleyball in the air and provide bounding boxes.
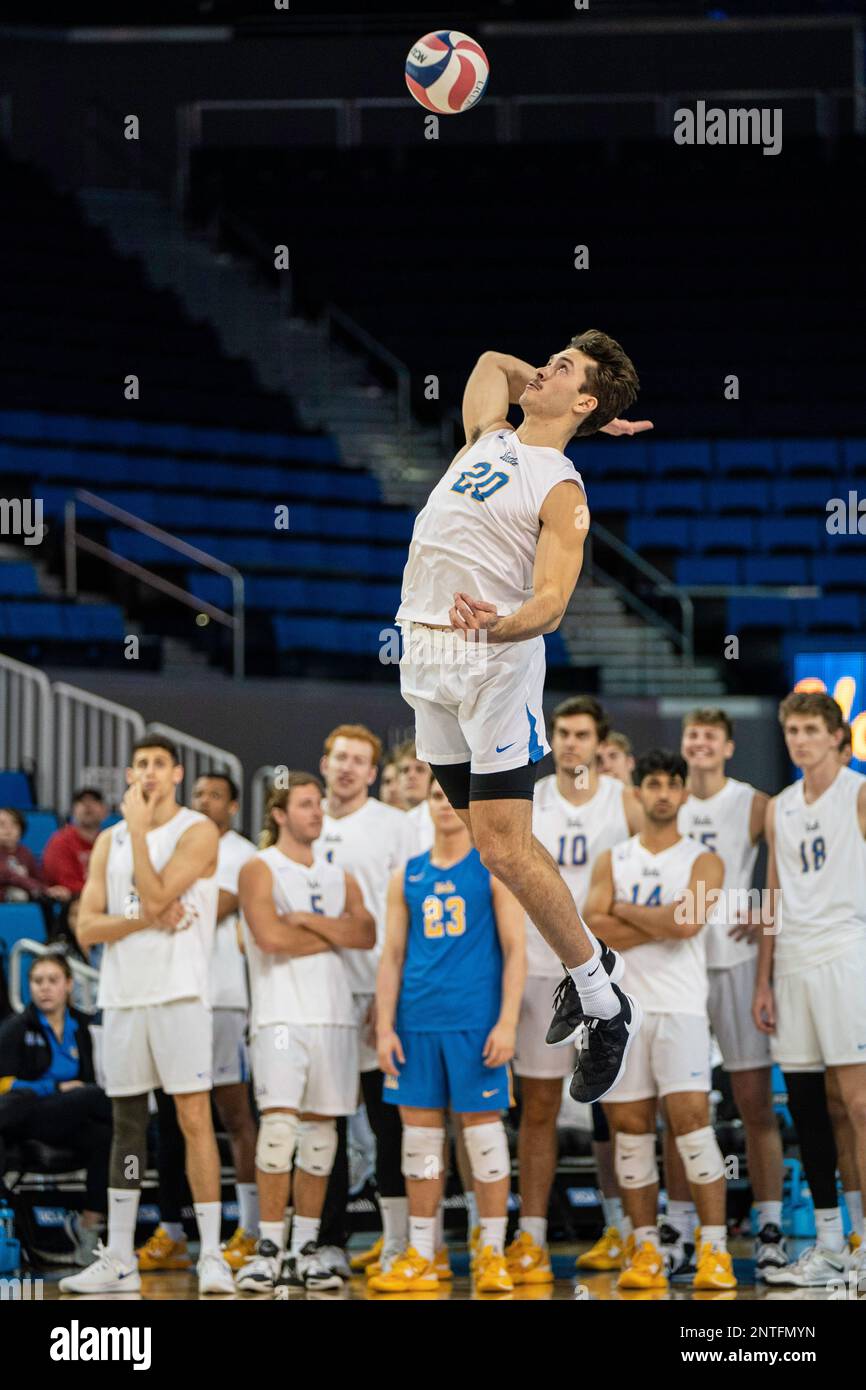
[404,30,490,116]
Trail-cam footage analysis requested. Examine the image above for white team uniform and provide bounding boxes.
[405,799,435,857]
[678,778,770,1072]
[245,846,358,1115]
[605,834,712,1102]
[771,766,866,1070]
[515,774,630,1079]
[211,828,257,1087]
[98,806,219,1097]
[396,428,586,774]
[314,798,412,1071]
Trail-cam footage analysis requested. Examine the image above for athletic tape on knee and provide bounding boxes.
[675,1126,725,1185]
[463,1120,510,1184]
[256,1111,301,1174]
[296,1119,338,1176]
[615,1131,658,1190]
[401,1126,445,1181]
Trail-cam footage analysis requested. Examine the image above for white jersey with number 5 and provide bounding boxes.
[773,766,866,977]
[611,834,708,1016]
[395,429,586,627]
[678,778,759,971]
[526,774,630,978]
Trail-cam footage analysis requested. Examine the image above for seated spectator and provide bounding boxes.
[0,951,111,1265]
[42,787,107,902]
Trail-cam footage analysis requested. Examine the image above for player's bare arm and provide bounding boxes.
[217,888,239,923]
[623,785,645,835]
[450,478,587,643]
[238,857,331,957]
[376,870,409,1075]
[612,850,723,940]
[287,870,375,950]
[123,786,219,921]
[484,875,526,1067]
[753,799,778,1034]
[749,789,770,845]
[76,831,187,946]
[584,849,652,951]
[457,350,535,462]
[726,788,771,943]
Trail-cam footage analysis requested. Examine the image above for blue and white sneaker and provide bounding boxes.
[58,1243,141,1294]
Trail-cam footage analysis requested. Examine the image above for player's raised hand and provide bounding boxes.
[450,591,500,636]
[377,1027,405,1077]
[600,418,654,437]
[121,782,156,833]
[483,1020,516,1068]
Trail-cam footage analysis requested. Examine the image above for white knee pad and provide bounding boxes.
[463,1120,510,1184]
[401,1126,445,1181]
[615,1131,658,1189]
[675,1126,725,1185]
[255,1111,301,1174]
[296,1118,338,1177]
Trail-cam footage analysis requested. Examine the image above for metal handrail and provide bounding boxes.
[0,652,53,805]
[8,939,100,1015]
[588,519,695,662]
[64,488,245,678]
[323,302,412,434]
[147,721,243,822]
[53,681,145,813]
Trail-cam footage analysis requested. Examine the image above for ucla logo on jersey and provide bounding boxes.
[433,880,456,894]
[641,866,661,878]
[804,819,820,832]
[500,445,519,466]
[692,815,712,827]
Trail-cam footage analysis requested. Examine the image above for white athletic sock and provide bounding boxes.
[815,1206,845,1253]
[465,1190,479,1235]
[621,1214,634,1242]
[479,1216,507,1255]
[601,1195,624,1231]
[107,1188,140,1263]
[519,1215,548,1248]
[290,1214,320,1257]
[259,1220,284,1252]
[194,1201,223,1258]
[568,954,618,1021]
[755,1200,783,1232]
[162,1220,184,1243]
[380,1195,409,1255]
[634,1224,660,1252]
[434,1201,444,1252]
[701,1224,727,1253]
[409,1216,436,1263]
[844,1191,864,1239]
[665,1199,697,1244]
[237,1183,259,1238]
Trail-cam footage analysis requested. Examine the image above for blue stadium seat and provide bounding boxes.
[0,563,39,596]
[742,556,812,585]
[813,555,866,590]
[571,440,648,482]
[580,482,640,513]
[643,481,704,515]
[21,810,61,858]
[715,441,776,477]
[626,518,693,554]
[707,480,770,514]
[841,440,866,475]
[727,596,799,630]
[694,518,756,554]
[543,631,568,666]
[649,441,713,478]
[779,440,840,475]
[771,478,848,514]
[674,557,741,586]
[0,903,47,957]
[798,595,862,632]
[758,518,823,552]
[0,771,34,808]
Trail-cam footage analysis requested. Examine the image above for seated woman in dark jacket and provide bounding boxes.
[0,951,111,1266]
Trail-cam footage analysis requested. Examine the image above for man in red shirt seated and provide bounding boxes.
[42,788,107,900]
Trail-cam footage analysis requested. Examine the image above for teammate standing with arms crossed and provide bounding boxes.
[396,336,651,1102]
[62,736,234,1296]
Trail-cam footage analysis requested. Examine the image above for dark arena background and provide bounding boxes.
[0,0,864,1366]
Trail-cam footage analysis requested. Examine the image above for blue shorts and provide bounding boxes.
[383,1028,513,1113]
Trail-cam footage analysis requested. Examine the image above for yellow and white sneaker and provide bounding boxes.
[617,1240,668,1290]
[469,1225,481,1269]
[433,1246,453,1280]
[693,1242,737,1291]
[351,1235,383,1272]
[221,1227,257,1272]
[136,1226,192,1271]
[577,1225,625,1271]
[475,1245,514,1293]
[506,1230,555,1285]
[849,1231,862,1256]
[368,1247,439,1293]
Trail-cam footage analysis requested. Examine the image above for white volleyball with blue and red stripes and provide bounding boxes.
[404,30,490,115]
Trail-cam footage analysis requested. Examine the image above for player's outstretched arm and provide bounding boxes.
[459,351,535,451]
